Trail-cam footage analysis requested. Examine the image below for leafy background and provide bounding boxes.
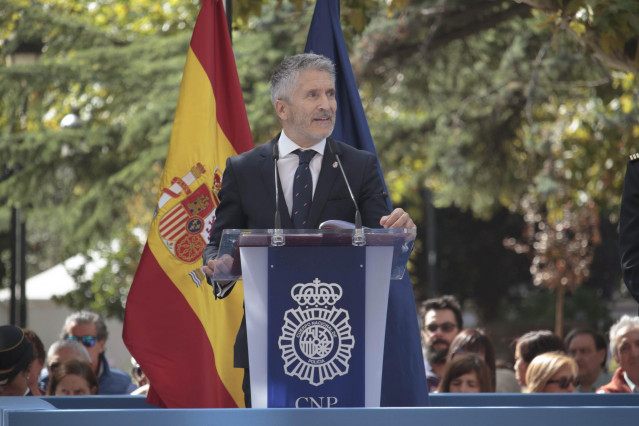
[1,0,638,354]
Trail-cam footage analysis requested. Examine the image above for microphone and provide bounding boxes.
[328,139,365,246]
[271,142,285,246]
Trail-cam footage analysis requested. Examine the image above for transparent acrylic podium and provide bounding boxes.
[213,228,415,408]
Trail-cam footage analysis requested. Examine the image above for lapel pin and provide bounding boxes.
[332,162,338,168]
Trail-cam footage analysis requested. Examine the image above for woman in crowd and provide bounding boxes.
[513,330,565,389]
[437,354,494,393]
[448,328,496,391]
[525,352,579,393]
[46,359,98,396]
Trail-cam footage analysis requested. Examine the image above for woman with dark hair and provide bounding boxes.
[447,328,496,391]
[22,328,46,396]
[513,330,565,388]
[437,354,494,393]
[46,359,98,396]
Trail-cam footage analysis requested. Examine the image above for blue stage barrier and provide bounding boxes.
[41,395,154,409]
[3,406,639,426]
[429,393,639,407]
[2,394,638,426]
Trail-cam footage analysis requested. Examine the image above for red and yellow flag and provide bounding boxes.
[123,0,253,408]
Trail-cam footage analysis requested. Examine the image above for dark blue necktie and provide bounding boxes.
[292,149,317,228]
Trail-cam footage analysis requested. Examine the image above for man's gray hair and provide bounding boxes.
[61,310,109,341]
[608,315,639,357]
[47,339,91,363]
[269,53,335,106]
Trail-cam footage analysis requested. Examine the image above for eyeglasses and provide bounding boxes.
[426,322,457,333]
[547,376,580,389]
[65,335,97,348]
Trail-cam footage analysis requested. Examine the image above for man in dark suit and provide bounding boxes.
[202,53,414,406]
[620,153,639,307]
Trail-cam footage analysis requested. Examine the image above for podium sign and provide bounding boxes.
[215,229,415,408]
[268,246,365,407]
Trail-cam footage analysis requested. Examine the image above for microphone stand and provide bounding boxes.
[329,139,366,247]
[272,143,285,247]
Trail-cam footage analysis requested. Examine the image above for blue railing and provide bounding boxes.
[1,394,637,426]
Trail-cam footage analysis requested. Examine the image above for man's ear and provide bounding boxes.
[274,99,288,121]
[597,348,607,365]
[96,338,106,355]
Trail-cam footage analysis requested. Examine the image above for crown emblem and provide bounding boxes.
[291,278,342,308]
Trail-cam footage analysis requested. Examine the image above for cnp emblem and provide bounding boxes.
[278,278,354,386]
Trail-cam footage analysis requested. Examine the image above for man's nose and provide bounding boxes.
[318,93,332,110]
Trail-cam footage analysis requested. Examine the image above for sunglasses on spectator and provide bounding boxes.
[547,376,580,389]
[49,362,60,372]
[65,335,97,348]
[426,322,457,333]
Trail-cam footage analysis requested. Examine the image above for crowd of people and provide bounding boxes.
[1,298,637,398]
[420,295,639,394]
[0,310,147,397]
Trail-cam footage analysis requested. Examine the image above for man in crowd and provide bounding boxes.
[38,339,92,391]
[419,295,463,392]
[565,327,612,392]
[597,315,639,393]
[203,53,415,406]
[40,311,135,394]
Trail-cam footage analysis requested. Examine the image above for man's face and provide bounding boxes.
[616,328,639,377]
[275,69,336,148]
[65,322,105,374]
[422,309,459,365]
[568,333,605,380]
[48,347,90,373]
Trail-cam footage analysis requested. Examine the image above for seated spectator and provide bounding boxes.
[597,315,639,393]
[513,330,565,389]
[0,325,34,396]
[565,327,612,392]
[447,328,496,391]
[47,359,98,396]
[39,339,92,390]
[39,311,136,394]
[437,354,494,393]
[419,295,463,392]
[495,359,521,393]
[130,357,149,395]
[525,352,578,393]
[22,328,46,396]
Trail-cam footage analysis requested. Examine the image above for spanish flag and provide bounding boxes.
[123,0,253,408]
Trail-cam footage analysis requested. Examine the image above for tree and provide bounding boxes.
[352,0,636,324]
[1,0,635,327]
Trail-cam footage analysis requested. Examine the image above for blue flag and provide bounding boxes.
[304,0,429,407]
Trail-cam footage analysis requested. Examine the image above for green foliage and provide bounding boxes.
[1,0,636,325]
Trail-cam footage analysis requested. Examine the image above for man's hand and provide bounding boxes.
[380,208,416,229]
[202,254,234,279]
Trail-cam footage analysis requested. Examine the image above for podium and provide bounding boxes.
[213,228,415,408]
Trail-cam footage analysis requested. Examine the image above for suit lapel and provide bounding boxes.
[307,139,340,228]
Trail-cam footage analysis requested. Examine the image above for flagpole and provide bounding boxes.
[224,0,232,43]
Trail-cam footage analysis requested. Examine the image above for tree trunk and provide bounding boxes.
[555,285,565,338]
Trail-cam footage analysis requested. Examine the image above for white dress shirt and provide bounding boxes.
[276,131,326,216]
